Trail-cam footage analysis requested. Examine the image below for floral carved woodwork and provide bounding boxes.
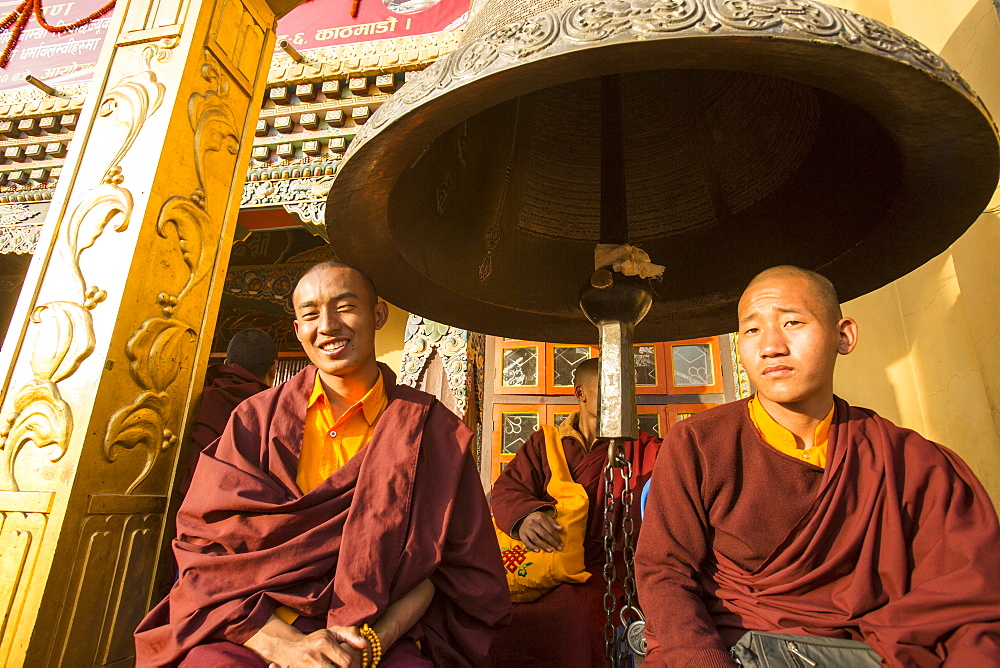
[400,314,483,421]
[283,200,327,238]
[729,332,751,399]
[0,44,169,492]
[104,53,240,494]
[0,205,42,254]
[224,265,304,314]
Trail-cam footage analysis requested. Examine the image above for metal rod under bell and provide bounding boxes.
[597,319,639,441]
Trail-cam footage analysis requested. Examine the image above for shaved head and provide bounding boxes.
[294,260,378,306]
[291,259,388,386]
[744,265,842,324]
[573,358,599,386]
[226,328,277,379]
[573,357,600,422]
[737,265,858,414]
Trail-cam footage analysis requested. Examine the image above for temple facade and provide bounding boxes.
[0,0,997,664]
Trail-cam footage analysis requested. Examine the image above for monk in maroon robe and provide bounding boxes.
[490,358,661,666]
[135,261,510,667]
[178,328,276,497]
[636,265,1000,667]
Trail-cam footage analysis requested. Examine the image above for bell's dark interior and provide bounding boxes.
[327,6,997,345]
[386,69,901,342]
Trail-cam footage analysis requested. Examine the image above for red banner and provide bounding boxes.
[0,0,113,92]
[0,0,469,93]
[276,0,467,52]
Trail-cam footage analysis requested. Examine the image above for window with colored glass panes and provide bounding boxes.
[481,336,739,485]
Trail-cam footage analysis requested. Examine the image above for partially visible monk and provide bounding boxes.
[135,261,510,667]
[636,265,1000,667]
[178,327,277,496]
[490,358,661,667]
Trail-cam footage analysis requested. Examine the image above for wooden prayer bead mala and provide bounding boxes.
[360,624,381,668]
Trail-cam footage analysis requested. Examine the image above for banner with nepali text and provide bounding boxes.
[276,0,467,52]
[0,0,468,92]
[0,0,112,91]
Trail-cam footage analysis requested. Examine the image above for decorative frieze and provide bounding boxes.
[283,200,326,238]
[0,31,464,248]
[241,174,332,208]
[0,203,42,254]
[0,84,88,117]
[224,265,305,313]
[267,30,462,85]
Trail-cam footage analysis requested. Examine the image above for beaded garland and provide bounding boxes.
[1,0,363,68]
[0,0,116,68]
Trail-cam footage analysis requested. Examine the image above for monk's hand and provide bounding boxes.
[245,615,366,668]
[337,639,365,668]
[518,511,564,552]
[277,627,365,667]
[295,626,367,668]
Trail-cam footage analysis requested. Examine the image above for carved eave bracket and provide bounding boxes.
[240,175,330,238]
[400,314,484,421]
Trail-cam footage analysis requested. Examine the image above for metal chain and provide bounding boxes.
[620,456,638,623]
[602,440,619,667]
[603,439,644,667]
[603,438,643,666]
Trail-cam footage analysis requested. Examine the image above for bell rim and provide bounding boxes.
[344,0,996,154]
[327,0,999,343]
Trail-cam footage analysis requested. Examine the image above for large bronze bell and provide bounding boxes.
[327,0,998,345]
[328,5,998,661]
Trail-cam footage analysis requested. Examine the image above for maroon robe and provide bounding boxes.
[179,363,270,496]
[134,365,511,667]
[489,421,661,667]
[636,397,1000,667]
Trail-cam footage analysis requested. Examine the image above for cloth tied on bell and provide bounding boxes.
[595,244,665,279]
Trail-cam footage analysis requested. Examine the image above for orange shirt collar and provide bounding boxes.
[308,370,387,425]
[748,394,833,465]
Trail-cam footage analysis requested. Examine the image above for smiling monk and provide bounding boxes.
[135,260,510,667]
[636,265,1000,667]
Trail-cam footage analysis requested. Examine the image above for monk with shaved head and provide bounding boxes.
[489,357,661,666]
[637,265,1000,667]
[136,260,510,667]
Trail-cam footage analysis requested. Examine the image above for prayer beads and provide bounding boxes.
[360,624,382,668]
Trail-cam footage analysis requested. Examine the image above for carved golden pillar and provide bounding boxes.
[0,0,278,662]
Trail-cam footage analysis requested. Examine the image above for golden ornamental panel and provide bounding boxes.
[0,504,49,665]
[47,507,163,666]
[0,0,278,660]
[209,0,269,93]
[104,47,247,494]
[0,41,171,495]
